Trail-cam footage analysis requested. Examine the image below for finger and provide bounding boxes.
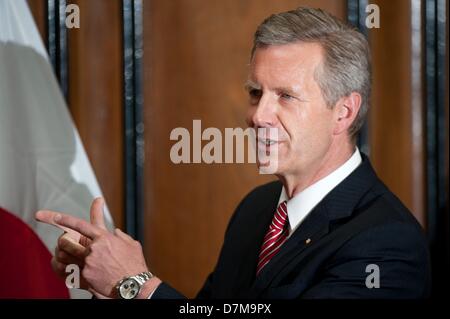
[79,235,92,248]
[88,288,111,299]
[35,210,81,242]
[56,249,85,267]
[58,233,87,260]
[56,250,84,268]
[114,228,134,242]
[90,197,107,230]
[54,213,104,240]
[51,257,67,277]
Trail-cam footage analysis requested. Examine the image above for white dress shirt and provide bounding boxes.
[278,148,362,237]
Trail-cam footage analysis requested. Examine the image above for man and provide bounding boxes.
[36,7,431,299]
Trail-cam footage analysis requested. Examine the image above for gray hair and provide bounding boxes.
[251,7,371,139]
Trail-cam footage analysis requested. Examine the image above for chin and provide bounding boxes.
[256,159,283,175]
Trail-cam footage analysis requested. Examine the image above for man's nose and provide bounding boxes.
[251,95,277,128]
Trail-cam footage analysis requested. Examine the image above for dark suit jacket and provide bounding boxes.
[153,154,431,299]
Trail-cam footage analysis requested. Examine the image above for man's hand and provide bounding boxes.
[36,198,103,291]
[52,232,88,289]
[36,198,152,298]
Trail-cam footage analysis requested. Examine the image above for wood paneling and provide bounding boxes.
[369,0,426,226]
[67,0,124,229]
[143,0,347,297]
[26,0,124,229]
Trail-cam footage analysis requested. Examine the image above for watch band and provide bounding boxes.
[134,271,153,284]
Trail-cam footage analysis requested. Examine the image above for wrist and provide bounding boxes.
[137,276,162,299]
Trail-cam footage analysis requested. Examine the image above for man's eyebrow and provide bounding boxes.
[274,86,301,95]
[275,86,309,102]
[243,82,307,100]
[244,80,261,91]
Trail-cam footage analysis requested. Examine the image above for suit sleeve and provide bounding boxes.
[150,282,186,299]
[301,221,431,299]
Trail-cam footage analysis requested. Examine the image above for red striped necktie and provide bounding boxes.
[256,200,289,275]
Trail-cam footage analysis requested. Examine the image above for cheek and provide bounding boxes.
[307,110,335,152]
[282,105,333,150]
[283,105,316,138]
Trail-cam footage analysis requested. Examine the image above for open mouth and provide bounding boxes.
[258,138,277,146]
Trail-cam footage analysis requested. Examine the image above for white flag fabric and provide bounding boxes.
[0,0,114,298]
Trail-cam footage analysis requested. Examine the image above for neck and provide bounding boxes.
[278,140,355,198]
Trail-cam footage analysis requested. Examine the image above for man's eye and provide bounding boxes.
[280,93,294,100]
[249,89,262,98]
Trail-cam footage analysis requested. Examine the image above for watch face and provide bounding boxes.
[118,278,140,299]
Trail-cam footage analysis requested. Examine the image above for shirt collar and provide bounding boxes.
[278,148,362,234]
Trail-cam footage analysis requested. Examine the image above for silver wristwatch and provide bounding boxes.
[116,271,153,299]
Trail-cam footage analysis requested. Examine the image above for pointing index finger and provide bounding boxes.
[36,210,104,240]
[35,210,80,241]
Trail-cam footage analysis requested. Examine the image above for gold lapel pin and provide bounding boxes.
[305,238,311,245]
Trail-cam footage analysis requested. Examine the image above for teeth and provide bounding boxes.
[262,139,275,146]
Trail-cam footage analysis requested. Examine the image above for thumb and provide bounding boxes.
[90,197,107,230]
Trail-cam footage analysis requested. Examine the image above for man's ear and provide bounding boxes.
[333,92,361,136]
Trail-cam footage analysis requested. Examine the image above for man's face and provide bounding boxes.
[246,42,336,177]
